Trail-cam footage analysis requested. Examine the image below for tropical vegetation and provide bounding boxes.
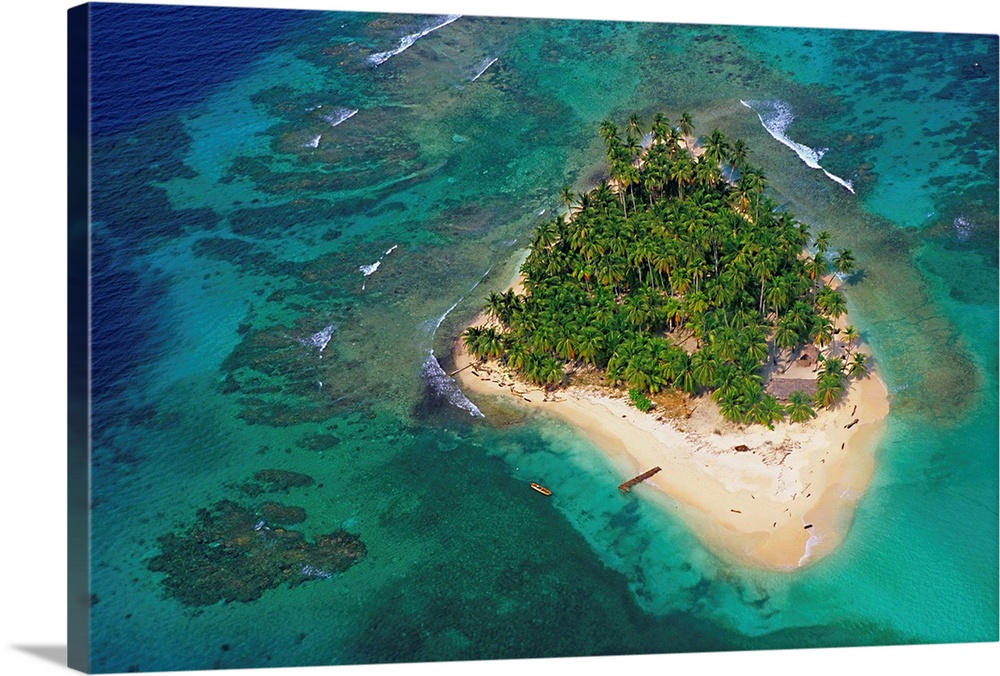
[463,113,864,425]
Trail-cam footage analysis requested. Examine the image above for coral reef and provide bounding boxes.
[148,479,365,606]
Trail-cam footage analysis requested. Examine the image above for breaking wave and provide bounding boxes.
[954,216,973,241]
[741,99,854,194]
[470,56,498,82]
[300,324,335,352]
[359,261,381,277]
[367,15,461,66]
[322,107,358,127]
[421,352,485,417]
[359,244,398,289]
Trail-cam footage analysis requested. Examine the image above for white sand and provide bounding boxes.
[452,302,889,570]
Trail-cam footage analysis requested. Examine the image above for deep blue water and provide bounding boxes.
[90,3,314,136]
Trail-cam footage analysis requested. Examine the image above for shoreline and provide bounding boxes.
[451,273,890,571]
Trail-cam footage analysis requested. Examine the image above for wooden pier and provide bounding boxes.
[618,466,662,493]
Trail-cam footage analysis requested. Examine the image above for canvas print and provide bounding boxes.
[67,1,998,673]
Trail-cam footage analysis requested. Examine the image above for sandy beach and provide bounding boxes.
[452,279,890,571]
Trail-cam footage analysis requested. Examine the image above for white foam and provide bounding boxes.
[359,244,399,289]
[300,564,333,580]
[421,352,485,417]
[954,216,972,241]
[367,15,461,66]
[741,99,855,194]
[421,265,492,338]
[300,324,336,352]
[322,108,358,127]
[303,134,322,149]
[798,522,822,567]
[470,56,498,82]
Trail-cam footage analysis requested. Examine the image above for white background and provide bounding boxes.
[1,1,997,675]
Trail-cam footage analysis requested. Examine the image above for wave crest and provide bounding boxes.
[741,99,855,194]
[421,353,484,418]
[367,15,461,66]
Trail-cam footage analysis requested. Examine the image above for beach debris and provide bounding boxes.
[804,524,814,529]
[730,509,742,514]
[845,418,860,429]
[734,444,750,452]
[618,466,662,493]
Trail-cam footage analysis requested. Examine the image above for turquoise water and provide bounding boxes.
[85,7,997,672]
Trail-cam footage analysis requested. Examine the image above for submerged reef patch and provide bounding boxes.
[148,491,365,607]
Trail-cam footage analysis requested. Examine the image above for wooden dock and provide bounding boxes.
[618,466,662,493]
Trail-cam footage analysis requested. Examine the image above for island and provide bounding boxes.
[452,113,889,570]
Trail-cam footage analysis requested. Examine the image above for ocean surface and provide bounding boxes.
[83,3,998,672]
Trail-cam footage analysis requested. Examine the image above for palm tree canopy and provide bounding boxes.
[472,113,861,424]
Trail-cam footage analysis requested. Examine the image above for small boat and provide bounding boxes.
[530,482,552,496]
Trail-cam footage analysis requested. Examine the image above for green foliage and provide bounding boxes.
[475,113,858,424]
[629,388,654,412]
[786,390,817,423]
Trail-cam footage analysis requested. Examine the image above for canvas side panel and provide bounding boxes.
[67,3,92,673]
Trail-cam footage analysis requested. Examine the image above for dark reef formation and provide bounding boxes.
[148,471,365,607]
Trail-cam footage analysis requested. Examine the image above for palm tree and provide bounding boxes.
[814,230,831,255]
[599,119,619,145]
[806,252,828,281]
[695,156,721,188]
[676,365,698,395]
[560,186,576,214]
[577,327,604,366]
[821,356,845,379]
[817,287,847,320]
[833,248,856,276]
[841,325,859,353]
[786,390,817,423]
[738,167,767,222]
[462,326,484,358]
[703,128,730,165]
[485,292,505,323]
[670,153,694,199]
[651,112,670,143]
[815,372,845,408]
[772,318,800,365]
[728,138,749,173]
[626,112,644,142]
[758,394,785,427]
[690,351,718,390]
[718,393,744,423]
[665,126,682,157]
[812,317,835,350]
[848,352,868,379]
[677,112,695,151]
